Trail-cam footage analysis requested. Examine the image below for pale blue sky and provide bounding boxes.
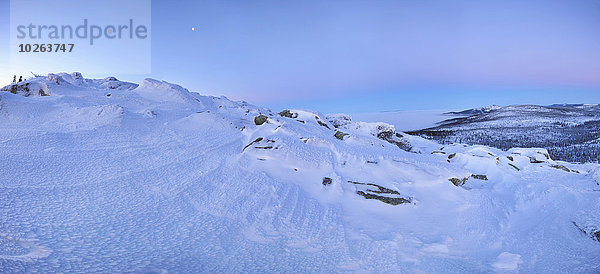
[1,0,600,113]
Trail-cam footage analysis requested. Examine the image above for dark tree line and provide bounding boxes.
[408,122,600,163]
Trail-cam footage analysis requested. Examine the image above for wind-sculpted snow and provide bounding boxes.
[134,78,199,105]
[0,74,599,272]
[54,72,139,91]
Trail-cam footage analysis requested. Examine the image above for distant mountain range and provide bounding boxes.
[444,105,502,116]
[408,104,600,163]
[445,104,600,116]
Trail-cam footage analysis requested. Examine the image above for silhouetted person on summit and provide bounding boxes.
[18,76,23,82]
[12,75,16,83]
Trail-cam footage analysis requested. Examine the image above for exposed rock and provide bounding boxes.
[356,191,411,205]
[242,137,277,150]
[315,117,331,129]
[376,130,394,140]
[449,177,468,186]
[242,137,263,152]
[1,82,49,97]
[450,175,487,186]
[527,151,551,163]
[334,131,349,140]
[471,174,488,180]
[47,74,68,85]
[322,177,332,186]
[278,110,298,118]
[508,163,520,171]
[573,222,600,242]
[530,157,545,164]
[71,72,83,80]
[103,81,134,90]
[572,221,587,235]
[1,84,16,94]
[348,181,411,205]
[448,153,456,160]
[541,151,550,159]
[550,164,570,172]
[254,115,268,125]
[376,130,413,152]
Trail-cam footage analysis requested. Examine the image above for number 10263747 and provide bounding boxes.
[18,44,74,53]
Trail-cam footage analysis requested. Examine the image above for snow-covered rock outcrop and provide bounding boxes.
[0,80,51,97]
[54,72,138,91]
[1,72,137,97]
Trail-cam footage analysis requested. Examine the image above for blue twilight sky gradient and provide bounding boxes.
[1,0,599,113]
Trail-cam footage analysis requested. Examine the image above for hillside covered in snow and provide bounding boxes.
[1,73,599,272]
[409,104,600,163]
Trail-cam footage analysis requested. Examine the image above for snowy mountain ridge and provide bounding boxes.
[445,103,600,117]
[410,103,600,163]
[445,105,502,116]
[1,73,599,272]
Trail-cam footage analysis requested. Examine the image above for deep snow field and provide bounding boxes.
[1,73,599,272]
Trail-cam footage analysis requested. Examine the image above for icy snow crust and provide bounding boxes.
[0,74,599,272]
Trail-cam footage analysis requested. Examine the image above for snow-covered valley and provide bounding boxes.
[1,73,599,272]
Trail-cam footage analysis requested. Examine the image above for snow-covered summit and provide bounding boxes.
[0,72,138,97]
[0,73,599,272]
[54,72,139,91]
[133,78,199,104]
